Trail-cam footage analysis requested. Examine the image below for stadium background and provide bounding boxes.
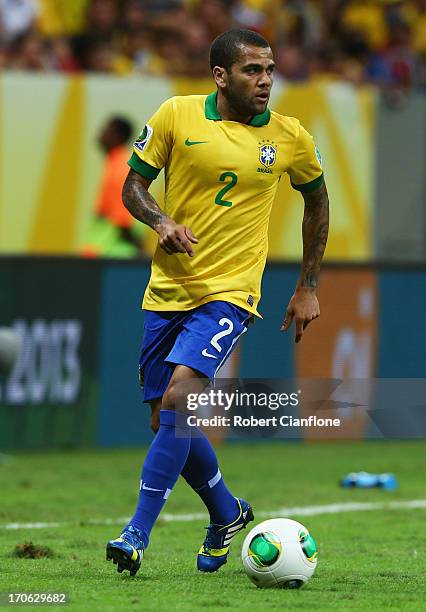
[1,0,425,450]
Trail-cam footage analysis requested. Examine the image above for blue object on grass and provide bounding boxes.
[340,471,398,490]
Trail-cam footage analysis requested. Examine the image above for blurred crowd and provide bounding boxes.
[0,0,425,88]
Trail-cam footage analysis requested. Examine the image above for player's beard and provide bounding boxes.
[223,79,262,119]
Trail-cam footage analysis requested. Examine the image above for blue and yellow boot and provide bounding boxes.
[197,498,254,572]
[106,525,144,576]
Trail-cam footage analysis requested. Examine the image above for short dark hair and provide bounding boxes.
[210,28,270,72]
[110,117,133,143]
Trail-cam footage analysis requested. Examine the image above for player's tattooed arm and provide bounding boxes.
[281,180,329,342]
[122,169,198,256]
[122,169,167,230]
[299,180,329,289]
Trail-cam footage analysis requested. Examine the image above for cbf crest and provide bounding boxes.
[259,140,277,168]
[257,140,277,174]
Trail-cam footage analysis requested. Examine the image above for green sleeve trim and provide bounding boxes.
[128,153,161,180]
[291,173,324,193]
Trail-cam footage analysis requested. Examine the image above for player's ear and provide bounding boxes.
[212,66,227,89]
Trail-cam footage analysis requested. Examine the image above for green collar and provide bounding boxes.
[205,92,270,126]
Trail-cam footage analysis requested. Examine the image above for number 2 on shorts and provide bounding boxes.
[210,318,234,352]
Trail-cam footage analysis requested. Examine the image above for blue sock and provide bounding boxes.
[126,410,191,547]
[181,427,238,525]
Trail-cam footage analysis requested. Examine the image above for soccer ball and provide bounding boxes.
[241,518,318,589]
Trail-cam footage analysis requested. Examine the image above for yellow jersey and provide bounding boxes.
[129,93,323,317]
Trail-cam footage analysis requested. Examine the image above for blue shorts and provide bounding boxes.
[139,301,250,402]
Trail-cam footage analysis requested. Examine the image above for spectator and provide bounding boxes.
[122,0,146,33]
[274,41,309,81]
[339,27,372,85]
[120,27,150,73]
[232,0,269,32]
[181,18,211,76]
[83,36,115,72]
[146,28,187,75]
[0,0,423,88]
[37,0,89,37]
[86,0,118,35]
[412,0,426,54]
[48,35,79,71]
[196,0,235,39]
[82,116,145,258]
[8,30,48,70]
[367,19,419,88]
[72,0,119,70]
[341,0,388,50]
[0,0,38,42]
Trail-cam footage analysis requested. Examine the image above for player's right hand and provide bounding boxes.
[156,219,198,257]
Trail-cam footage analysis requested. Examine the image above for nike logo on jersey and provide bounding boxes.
[202,348,217,359]
[185,138,208,146]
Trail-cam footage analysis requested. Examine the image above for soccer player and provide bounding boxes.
[106,28,329,576]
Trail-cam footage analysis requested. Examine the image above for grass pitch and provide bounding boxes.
[0,441,425,611]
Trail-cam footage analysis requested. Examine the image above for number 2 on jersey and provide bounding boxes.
[215,171,238,207]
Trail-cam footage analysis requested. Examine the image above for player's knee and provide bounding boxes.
[161,382,181,411]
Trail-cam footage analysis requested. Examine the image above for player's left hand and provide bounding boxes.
[280,287,320,343]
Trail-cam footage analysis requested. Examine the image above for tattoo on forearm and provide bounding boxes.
[299,182,329,288]
[122,170,167,230]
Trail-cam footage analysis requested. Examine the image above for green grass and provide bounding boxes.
[0,441,425,611]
